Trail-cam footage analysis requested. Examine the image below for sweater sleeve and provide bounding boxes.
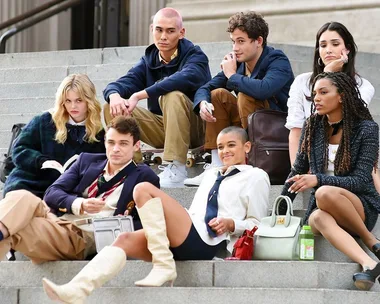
[226,52,293,100]
[145,48,211,100]
[12,114,51,173]
[103,58,147,102]
[193,71,229,112]
[44,153,85,215]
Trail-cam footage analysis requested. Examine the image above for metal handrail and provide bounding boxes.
[0,0,89,53]
[0,0,66,32]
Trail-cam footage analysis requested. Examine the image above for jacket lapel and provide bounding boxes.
[77,159,108,191]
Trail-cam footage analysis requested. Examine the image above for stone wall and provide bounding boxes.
[167,0,380,54]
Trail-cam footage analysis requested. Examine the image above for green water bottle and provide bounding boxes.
[299,225,314,260]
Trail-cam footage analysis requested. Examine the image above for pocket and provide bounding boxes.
[253,144,290,185]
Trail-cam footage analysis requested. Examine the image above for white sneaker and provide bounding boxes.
[158,163,187,188]
[184,163,215,187]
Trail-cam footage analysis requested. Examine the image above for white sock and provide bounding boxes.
[173,160,186,173]
[211,149,222,166]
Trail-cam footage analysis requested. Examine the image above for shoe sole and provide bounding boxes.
[353,274,375,291]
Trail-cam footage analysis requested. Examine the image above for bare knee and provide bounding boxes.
[315,186,340,210]
[133,182,155,207]
[113,231,133,249]
[309,209,329,231]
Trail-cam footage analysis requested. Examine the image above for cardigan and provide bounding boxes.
[281,119,380,224]
[4,112,105,199]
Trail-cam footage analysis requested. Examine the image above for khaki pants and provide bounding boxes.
[104,91,204,163]
[0,190,86,264]
[204,88,270,149]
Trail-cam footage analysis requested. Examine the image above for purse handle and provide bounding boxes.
[270,195,294,228]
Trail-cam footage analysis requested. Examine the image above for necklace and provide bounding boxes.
[328,119,343,136]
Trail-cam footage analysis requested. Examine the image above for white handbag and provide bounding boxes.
[253,195,301,260]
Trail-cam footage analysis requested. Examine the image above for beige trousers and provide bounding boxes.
[204,88,270,149]
[0,190,86,264]
[104,91,204,164]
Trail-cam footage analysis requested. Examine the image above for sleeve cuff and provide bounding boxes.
[71,198,84,215]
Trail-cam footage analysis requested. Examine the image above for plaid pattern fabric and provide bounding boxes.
[4,112,106,199]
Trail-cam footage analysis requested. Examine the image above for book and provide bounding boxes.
[41,154,79,174]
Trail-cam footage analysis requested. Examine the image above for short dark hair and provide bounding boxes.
[227,11,269,47]
[219,126,248,143]
[107,116,140,144]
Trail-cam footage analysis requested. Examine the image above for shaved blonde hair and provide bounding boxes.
[153,7,183,29]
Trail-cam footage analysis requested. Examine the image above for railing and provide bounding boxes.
[0,0,89,54]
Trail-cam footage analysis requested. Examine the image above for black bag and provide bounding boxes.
[0,123,26,183]
[247,110,290,185]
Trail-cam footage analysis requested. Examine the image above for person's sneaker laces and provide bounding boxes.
[184,163,216,187]
[158,163,187,188]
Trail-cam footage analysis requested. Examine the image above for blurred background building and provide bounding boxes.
[0,0,379,54]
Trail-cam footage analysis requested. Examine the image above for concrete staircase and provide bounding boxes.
[0,43,380,303]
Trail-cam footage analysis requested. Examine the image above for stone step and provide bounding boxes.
[0,80,110,99]
[1,286,379,304]
[0,260,379,292]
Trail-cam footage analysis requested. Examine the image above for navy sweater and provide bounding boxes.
[4,112,105,199]
[103,38,211,115]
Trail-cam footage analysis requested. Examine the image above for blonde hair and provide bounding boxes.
[52,74,102,144]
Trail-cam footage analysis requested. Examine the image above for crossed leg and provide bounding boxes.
[308,185,378,269]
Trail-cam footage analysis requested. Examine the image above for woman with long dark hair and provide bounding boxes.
[283,72,380,291]
[286,22,374,164]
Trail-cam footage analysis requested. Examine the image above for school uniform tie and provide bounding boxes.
[205,168,240,237]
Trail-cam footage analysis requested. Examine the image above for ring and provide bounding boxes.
[216,219,220,225]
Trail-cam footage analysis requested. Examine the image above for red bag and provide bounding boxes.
[227,226,258,260]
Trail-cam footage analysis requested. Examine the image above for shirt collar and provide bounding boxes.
[68,116,86,126]
[159,49,178,64]
[104,159,133,177]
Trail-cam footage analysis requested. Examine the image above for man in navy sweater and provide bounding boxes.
[103,7,211,187]
[185,11,294,186]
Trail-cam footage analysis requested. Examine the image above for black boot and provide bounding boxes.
[353,262,380,291]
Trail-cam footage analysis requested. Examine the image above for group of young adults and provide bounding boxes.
[0,6,378,303]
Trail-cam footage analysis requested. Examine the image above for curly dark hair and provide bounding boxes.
[301,72,375,175]
[227,11,269,47]
[107,116,140,144]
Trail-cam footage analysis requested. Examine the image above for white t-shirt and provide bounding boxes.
[285,72,375,130]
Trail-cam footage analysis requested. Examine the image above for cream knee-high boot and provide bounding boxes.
[135,197,177,287]
[42,246,126,304]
